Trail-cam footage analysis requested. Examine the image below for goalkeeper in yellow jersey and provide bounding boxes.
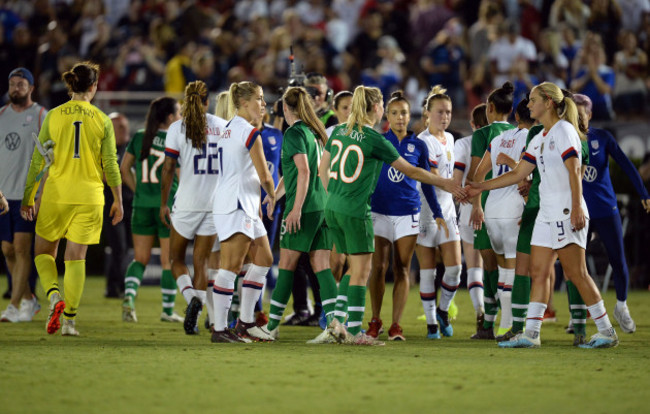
[21,61,123,336]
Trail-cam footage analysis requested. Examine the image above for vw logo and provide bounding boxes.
[583,166,598,183]
[387,167,404,183]
[5,132,20,151]
[267,161,275,175]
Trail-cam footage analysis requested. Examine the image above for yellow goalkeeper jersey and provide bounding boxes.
[23,100,121,206]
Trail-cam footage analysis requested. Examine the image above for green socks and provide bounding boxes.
[267,269,294,331]
[511,274,531,333]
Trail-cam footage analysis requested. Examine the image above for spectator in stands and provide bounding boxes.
[536,28,569,88]
[587,0,622,62]
[559,24,582,78]
[613,31,648,116]
[618,0,650,33]
[549,0,590,37]
[164,39,196,93]
[362,35,406,100]
[570,32,615,120]
[409,0,454,55]
[487,20,536,88]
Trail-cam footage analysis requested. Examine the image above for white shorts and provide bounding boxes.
[531,218,589,250]
[171,210,216,240]
[371,212,420,242]
[214,209,267,242]
[417,216,460,248]
[459,222,474,245]
[485,217,520,259]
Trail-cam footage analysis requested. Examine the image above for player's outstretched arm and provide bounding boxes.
[391,157,465,199]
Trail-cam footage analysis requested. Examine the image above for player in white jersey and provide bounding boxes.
[452,104,488,328]
[466,82,618,349]
[472,99,531,339]
[415,86,462,338]
[210,81,276,343]
[160,81,224,335]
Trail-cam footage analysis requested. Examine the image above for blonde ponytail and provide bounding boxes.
[346,86,383,135]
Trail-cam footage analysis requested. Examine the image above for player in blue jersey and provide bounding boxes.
[367,91,446,341]
[572,94,650,334]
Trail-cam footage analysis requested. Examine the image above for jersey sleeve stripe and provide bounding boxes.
[165,148,180,159]
[487,143,492,152]
[561,148,578,161]
[245,129,260,150]
[430,159,438,168]
[453,162,466,171]
[522,152,536,165]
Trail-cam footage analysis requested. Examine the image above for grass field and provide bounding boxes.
[1,276,648,414]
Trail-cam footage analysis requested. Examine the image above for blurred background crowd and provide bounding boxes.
[1,0,649,121]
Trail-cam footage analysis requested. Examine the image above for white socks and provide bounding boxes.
[176,274,195,305]
[467,267,484,315]
[419,268,437,325]
[239,264,270,324]
[212,269,237,331]
[439,265,462,312]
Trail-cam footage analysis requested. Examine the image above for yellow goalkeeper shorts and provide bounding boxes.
[36,202,103,245]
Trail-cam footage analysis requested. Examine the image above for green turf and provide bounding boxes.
[1,276,648,414]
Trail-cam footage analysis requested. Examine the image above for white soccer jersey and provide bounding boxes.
[454,135,472,227]
[213,115,262,217]
[485,127,527,219]
[418,130,455,223]
[522,120,589,222]
[164,113,226,212]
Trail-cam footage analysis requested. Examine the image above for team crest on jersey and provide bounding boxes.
[25,115,33,123]
[407,144,415,153]
[549,140,555,151]
[269,136,276,146]
[540,143,544,154]
[591,140,599,150]
[447,150,452,161]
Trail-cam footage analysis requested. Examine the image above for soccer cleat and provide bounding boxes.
[281,311,310,326]
[573,334,587,346]
[318,310,327,330]
[46,292,65,334]
[349,332,385,346]
[543,308,557,323]
[255,311,269,327]
[427,324,441,339]
[122,297,137,323]
[565,320,574,334]
[614,305,636,334]
[184,297,203,335]
[61,319,79,336]
[268,326,279,340]
[234,319,275,342]
[211,329,251,343]
[496,329,518,343]
[18,297,41,322]
[578,332,619,349]
[1,304,20,323]
[366,318,383,338]
[387,323,405,341]
[306,329,337,344]
[160,312,184,323]
[470,326,495,340]
[436,308,453,337]
[498,332,540,348]
[327,318,349,343]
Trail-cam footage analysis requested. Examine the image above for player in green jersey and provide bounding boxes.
[318,85,464,345]
[120,97,181,323]
[467,81,516,339]
[261,87,340,343]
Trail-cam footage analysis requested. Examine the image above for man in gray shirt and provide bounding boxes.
[0,68,47,322]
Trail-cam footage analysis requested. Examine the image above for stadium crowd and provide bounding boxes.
[1,0,649,118]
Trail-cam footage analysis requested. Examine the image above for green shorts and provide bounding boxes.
[473,226,492,250]
[516,206,539,255]
[325,209,374,255]
[280,211,332,252]
[131,206,170,238]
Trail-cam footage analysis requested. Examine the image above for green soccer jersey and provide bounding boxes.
[281,120,327,214]
[524,124,589,209]
[126,130,178,208]
[324,124,400,219]
[471,121,516,206]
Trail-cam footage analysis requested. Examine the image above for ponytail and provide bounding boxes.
[141,96,178,161]
[533,82,586,141]
[346,85,383,135]
[182,81,208,150]
[283,86,328,146]
[424,85,451,112]
[215,91,234,120]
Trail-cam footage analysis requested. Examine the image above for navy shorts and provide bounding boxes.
[0,199,36,242]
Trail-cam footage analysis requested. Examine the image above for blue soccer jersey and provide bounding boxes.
[260,123,283,216]
[370,129,441,217]
[583,127,650,219]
